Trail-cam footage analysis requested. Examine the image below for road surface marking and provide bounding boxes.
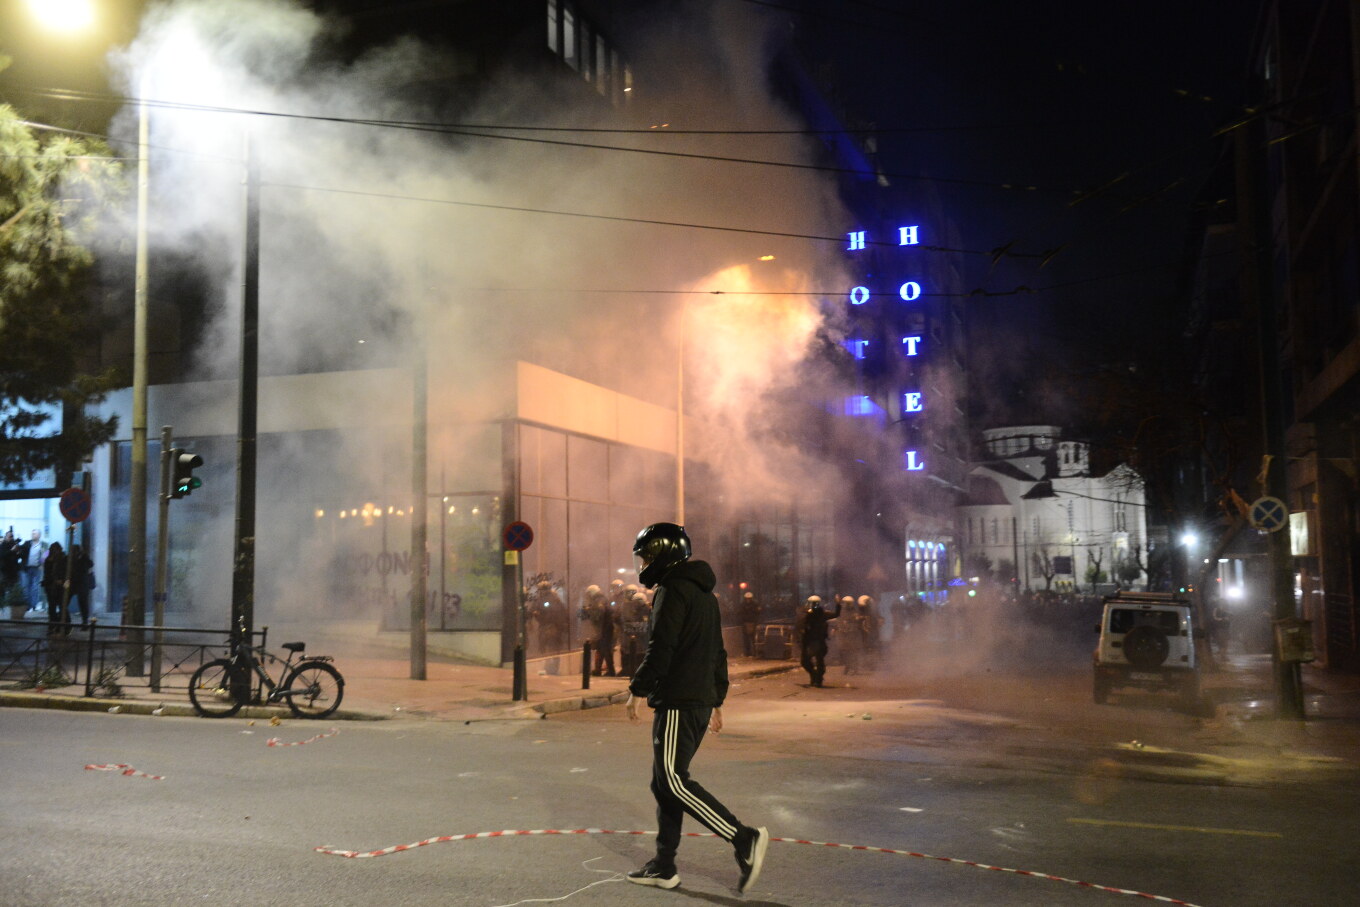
[1069,818,1281,838]
[314,828,1205,905]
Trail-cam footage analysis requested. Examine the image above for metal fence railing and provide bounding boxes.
[0,618,267,699]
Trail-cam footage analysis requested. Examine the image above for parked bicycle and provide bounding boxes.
[188,633,344,719]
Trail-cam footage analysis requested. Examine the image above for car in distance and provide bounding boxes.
[1094,591,1200,711]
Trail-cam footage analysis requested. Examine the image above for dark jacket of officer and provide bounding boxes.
[628,559,729,710]
[799,599,842,647]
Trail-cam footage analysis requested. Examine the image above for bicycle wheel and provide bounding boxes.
[283,660,344,718]
[188,659,246,718]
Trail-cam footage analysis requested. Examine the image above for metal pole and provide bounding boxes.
[439,469,447,631]
[502,422,527,701]
[127,92,151,676]
[410,343,428,680]
[1236,119,1304,720]
[230,132,260,652]
[151,427,172,692]
[676,300,685,524]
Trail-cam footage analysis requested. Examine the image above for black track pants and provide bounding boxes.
[649,707,742,863]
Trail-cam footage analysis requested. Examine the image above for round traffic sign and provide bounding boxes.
[503,521,534,551]
[59,487,92,524]
[1249,496,1288,533]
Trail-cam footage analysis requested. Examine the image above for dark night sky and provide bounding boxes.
[803,0,1257,428]
[0,0,1259,431]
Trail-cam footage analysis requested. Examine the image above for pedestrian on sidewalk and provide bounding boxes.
[17,530,46,613]
[68,544,94,626]
[42,542,67,634]
[624,522,768,895]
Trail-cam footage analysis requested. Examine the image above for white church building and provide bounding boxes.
[958,426,1149,592]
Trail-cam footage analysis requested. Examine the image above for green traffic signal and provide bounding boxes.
[170,448,204,499]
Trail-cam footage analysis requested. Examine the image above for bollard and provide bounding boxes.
[512,645,527,701]
[581,640,592,690]
[84,619,98,697]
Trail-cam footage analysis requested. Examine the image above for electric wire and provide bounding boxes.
[22,88,1102,199]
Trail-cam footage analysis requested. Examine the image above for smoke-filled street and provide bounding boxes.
[3,653,1356,907]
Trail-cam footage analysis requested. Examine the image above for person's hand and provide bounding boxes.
[709,706,723,734]
[626,693,641,723]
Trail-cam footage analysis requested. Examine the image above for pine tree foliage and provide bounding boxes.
[0,103,122,484]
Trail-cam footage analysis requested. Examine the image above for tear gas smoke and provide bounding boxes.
[99,0,933,633]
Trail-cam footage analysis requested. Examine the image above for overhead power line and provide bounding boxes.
[29,88,1098,199]
[265,177,1060,261]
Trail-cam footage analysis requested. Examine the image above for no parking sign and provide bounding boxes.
[59,487,92,524]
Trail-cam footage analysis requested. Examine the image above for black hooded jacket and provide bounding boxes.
[628,559,729,709]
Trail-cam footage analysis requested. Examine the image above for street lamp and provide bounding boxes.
[25,0,95,33]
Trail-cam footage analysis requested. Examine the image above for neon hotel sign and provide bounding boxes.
[845,225,926,472]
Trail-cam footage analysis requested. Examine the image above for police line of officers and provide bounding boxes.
[525,579,653,677]
[527,581,883,688]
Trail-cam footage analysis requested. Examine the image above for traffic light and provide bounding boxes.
[171,448,203,498]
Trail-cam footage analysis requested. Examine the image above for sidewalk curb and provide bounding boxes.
[0,661,801,722]
[526,663,798,716]
[0,690,382,722]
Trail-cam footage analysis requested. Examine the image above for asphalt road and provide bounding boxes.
[3,664,1357,907]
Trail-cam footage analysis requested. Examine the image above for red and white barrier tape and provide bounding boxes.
[267,727,339,747]
[84,763,165,781]
[314,828,1203,906]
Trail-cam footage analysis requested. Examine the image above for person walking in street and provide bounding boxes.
[624,522,768,894]
[797,594,841,687]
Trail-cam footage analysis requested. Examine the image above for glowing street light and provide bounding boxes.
[1180,532,1199,547]
[26,0,96,33]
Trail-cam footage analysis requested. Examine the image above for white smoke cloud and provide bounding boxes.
[102,0,870,629]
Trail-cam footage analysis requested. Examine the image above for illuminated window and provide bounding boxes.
[547,0,559,52]
[564,7,577,70]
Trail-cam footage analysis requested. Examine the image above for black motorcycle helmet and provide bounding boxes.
[632,522,692,589]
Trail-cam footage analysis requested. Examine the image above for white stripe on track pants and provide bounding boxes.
[649,707,744,863]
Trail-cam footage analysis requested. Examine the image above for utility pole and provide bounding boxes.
[230,133,260,650]
[1236,115,1305,720]
[126,91,151,677]
[151,426,172,692]
[410,341,428,680]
